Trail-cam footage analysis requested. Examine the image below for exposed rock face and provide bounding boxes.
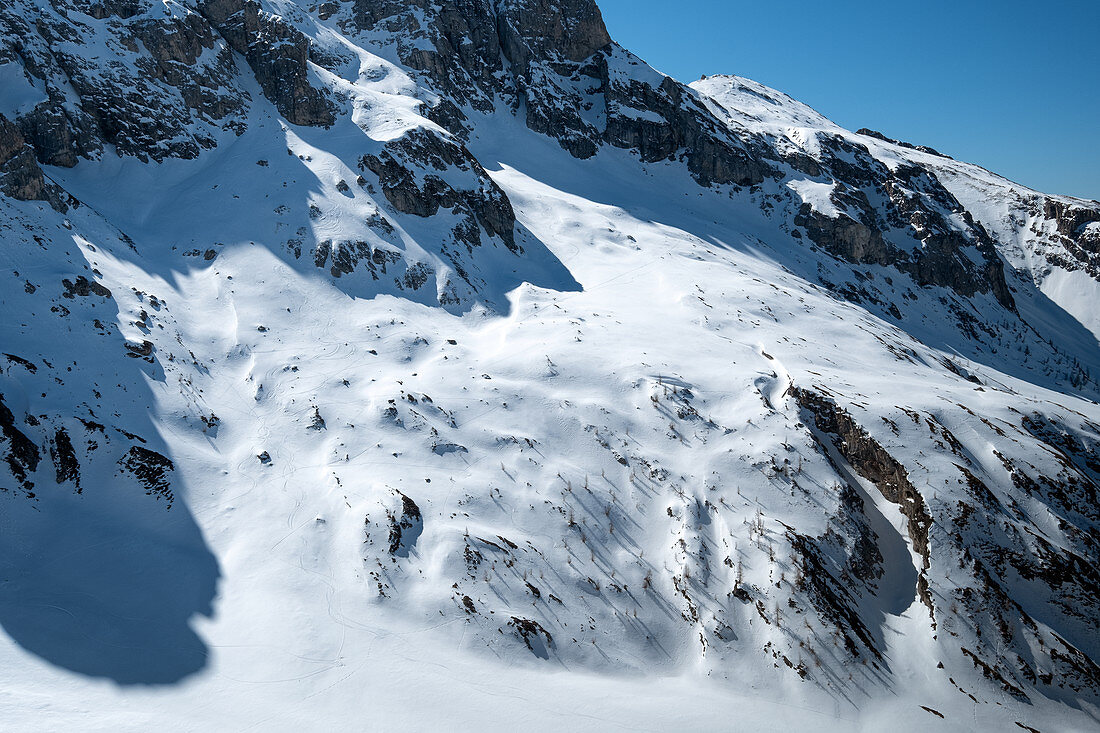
[385,490,422,557]
[343,0,610,108]
[1039,198,1100,279]
[856,128,951,159]
[360,128,517,252]
[197,0,334,126]
[793,384,1100,701]
[355,126,525,302]
[496,0,611,69]
[0,0,335,168]
[0,114,48,202]
[792,387,934,611]
[362,488,423,577]
[0,0,248,163]
[0,394,41,499]
[346,0,503,113]
[793,142,1015,310]
[786,529,884,660]
[308,236,402,281]
[508,614,553,657]
[62,275,112,299]
[1,389,166,506]
[1044,199,1100,240]
[340,0,766,186]
[119,445,175,505]
[50,428,80,490]
[599,64,767,185]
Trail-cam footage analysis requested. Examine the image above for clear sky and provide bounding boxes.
[596,0,1100,201]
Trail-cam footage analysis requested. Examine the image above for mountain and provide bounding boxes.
[1,0,1099,730]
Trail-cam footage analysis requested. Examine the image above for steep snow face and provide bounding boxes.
[1,3,1100,732]
[691,74,840,150]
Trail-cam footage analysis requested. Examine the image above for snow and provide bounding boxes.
[786,179,841,217]
[0,62,47,118]
[694,73,1100,347]
[3,127,1095,728]
[1037,266,1100,338]
[0,5,1099,732]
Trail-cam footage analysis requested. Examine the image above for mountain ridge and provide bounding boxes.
[1,1,1099,730]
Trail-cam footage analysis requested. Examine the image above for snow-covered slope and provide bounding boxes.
[694,74,1100,346]
[1,1,1099,731]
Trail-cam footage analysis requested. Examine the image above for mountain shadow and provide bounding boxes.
[0,459,219,685]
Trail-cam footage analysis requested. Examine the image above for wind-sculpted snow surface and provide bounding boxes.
[1,0,1099,730]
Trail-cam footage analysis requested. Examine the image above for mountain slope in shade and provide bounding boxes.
[1,1,1099,730]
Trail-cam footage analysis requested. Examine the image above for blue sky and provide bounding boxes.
[597,0,1100,200]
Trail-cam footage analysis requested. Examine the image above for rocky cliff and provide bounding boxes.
[1,1,1099,729]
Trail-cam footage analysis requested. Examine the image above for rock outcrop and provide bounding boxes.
[198,0,334,126]
[0,113,49,202]
[0,0,247,163]
[360,128,517,252]
[338,0,766,186]
[793,387,934,610]
[1038,198,1100,280]
[793,141,1015,310]
[0,394,41,499]
[0,0,335,168]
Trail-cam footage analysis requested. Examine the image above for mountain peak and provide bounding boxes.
[2,1,1100,729]
[494,0,612,65]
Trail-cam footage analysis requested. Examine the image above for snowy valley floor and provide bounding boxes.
[1,108,1099,731]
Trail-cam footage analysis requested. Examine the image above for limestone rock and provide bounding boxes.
[0,113,49,202]
[360,127,518,252]
[198,0,335,127]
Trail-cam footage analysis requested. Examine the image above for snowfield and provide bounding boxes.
[1,1,1099,731]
